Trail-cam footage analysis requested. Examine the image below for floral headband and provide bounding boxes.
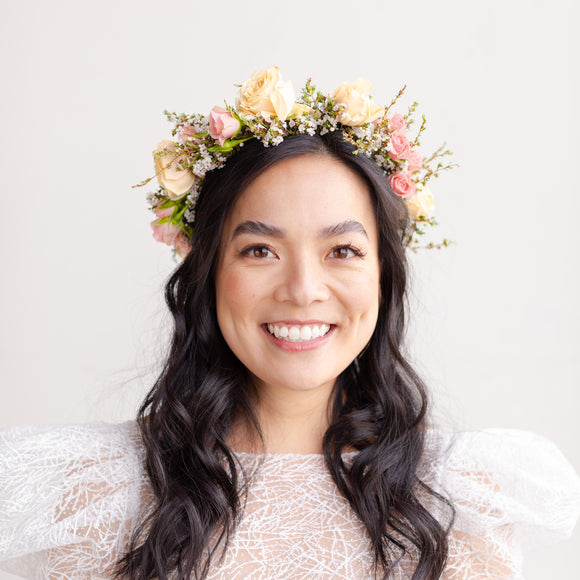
[139,66,455,257]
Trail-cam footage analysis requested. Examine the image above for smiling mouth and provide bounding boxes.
[266,323,332,342]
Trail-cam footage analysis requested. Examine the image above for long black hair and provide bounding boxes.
[116,132,453,579]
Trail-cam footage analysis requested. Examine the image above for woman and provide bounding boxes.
[1,68,579,579]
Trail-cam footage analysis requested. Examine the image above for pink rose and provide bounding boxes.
[173,231,191,258]
[209,106,241,146]
[151,206,180,245]
[151,220,181,246]
[388,113,406,132]
[388,172,416,199]
[151,206,191,256]
[407,151,423,172]
[388,132,412,160]
[153,206,173,220]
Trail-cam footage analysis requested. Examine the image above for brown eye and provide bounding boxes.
[252,246,271,258]
[329,245,362,259]
[240,245,276,259]
[333,247,351,259]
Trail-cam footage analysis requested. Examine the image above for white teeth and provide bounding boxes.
[266,323,331,342]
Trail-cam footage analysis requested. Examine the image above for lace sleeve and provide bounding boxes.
[431,429,580,579]
[0,422,148,579]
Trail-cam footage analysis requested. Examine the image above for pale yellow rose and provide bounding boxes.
[153,140,195,200]
[236,66,296,120]
[289,103,312,117]
[332,78,385,126]
[405,184,435,219]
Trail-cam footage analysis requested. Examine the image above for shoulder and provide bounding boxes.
[0,421,150,578]
[425,428,580,543]
[0,420,143,456]
[0,421,146,502]
[422,428,580,578]
[0,419,142,447]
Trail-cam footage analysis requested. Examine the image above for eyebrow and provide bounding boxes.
[232,220,285,239]
[231,219,368,241]
[320,219,368,239]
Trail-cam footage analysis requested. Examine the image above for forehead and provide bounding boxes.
[224,154,377,235]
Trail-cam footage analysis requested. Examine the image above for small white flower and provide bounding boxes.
[184,207,196,223]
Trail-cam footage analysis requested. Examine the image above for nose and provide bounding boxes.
[273,253,330,306]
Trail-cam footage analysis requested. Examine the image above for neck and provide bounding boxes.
[231,380,335,455]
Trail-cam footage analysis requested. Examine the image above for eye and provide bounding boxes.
[240,245,276,259]
[328,245,364,260]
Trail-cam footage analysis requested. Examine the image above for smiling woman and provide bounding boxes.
[1,69,579,580]
[216,155,381,431]
[119,132,456,578]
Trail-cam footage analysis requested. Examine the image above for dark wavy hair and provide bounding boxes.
[116,132,454,579]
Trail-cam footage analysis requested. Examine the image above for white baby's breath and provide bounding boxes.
[142,68,455,256]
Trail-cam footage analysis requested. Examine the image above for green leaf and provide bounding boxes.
[207,136,253,152]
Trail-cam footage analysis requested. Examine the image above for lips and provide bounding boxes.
[266,322,332,342]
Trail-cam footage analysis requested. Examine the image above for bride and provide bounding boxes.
[1,67,579,580]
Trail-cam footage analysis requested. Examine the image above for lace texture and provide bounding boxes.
[0,422,579,579]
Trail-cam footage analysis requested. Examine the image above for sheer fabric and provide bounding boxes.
[1,422,579,579]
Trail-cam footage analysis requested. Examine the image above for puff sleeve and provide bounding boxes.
[429,429,580,579]
[0,422,148,579]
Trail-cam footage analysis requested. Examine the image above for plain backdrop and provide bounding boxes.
[1,0,579,578]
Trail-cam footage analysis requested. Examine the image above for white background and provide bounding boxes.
[1,0,578,578]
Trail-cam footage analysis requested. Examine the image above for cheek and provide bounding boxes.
[358,289,380,328]
[343,268,381,327]
[216,269,260,326]
[346,265,380,304]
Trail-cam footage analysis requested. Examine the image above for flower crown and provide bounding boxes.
[139,66,455,257]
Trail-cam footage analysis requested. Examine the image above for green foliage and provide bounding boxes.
[140,76,456,253]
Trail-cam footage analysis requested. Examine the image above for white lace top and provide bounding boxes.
[0,422,579,579]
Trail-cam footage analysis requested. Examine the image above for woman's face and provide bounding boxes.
[216,154,380,398]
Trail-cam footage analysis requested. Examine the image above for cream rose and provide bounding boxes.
[153,140,196,200]
[236,66,296,120]
[289,102,312,117]
[332,78,385,126]
[406,184,435,219]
